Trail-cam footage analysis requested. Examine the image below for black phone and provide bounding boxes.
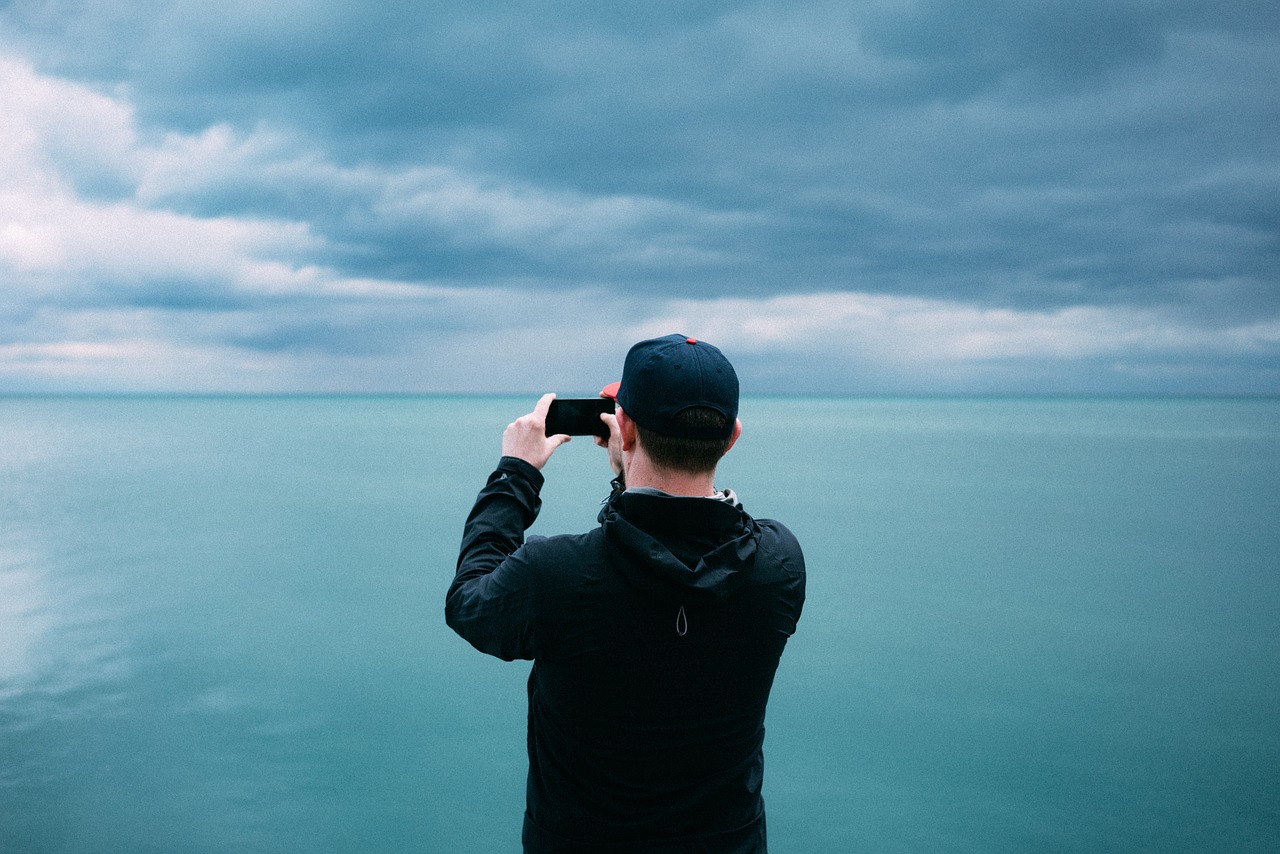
[545,398,615,439]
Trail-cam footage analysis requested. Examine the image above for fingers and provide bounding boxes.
[594,411,623,474]
[502,394,569,470]
[593,411,618,447]
[532,392,557,424]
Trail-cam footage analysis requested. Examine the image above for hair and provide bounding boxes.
[634,407,733,474]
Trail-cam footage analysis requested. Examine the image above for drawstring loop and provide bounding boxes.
[675,605,688,637]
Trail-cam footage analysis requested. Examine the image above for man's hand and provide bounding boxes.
[593,411,623,476]
[503,393,571,470]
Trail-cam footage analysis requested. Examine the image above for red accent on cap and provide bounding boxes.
[600,381,621,399]
[686,337,698,345]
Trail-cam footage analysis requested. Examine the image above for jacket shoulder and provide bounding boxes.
[752,517,806,575]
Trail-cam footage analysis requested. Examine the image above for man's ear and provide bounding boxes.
[724,419,743,453]
[616,406,638,451]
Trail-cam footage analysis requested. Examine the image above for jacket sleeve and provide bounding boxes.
[444,456,546,661]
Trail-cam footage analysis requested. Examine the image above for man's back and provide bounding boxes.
[448,461,804,851]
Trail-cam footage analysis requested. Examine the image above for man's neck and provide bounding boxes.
[622,455,717,497]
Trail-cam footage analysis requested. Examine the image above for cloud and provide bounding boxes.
[0,56,319,310]
[639,293,1280,392]
[5,279,1275,394]
[1,3,1278,394]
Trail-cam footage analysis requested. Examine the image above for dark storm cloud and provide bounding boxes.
[1,0,1277,392]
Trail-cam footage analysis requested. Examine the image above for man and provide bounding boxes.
[446,334,805,853]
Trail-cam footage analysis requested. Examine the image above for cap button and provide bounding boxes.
[686,337,698,345]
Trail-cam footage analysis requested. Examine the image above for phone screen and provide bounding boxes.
[545,398,614,439]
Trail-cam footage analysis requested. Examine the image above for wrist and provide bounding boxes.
[497,455,546,489]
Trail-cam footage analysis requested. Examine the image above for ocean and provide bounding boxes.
[1,396,1277,852]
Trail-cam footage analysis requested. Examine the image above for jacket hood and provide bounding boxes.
[599,490,760,602]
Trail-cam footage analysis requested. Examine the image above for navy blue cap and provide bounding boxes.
[613,334,739,440]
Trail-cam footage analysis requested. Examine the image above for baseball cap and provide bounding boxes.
[604,334,739,440]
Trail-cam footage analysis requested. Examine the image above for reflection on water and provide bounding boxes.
[0,550,52,691]
[0,543,133,714]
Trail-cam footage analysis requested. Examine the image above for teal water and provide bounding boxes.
[1,396,1277,852]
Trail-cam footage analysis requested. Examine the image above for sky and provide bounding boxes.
[1,0,1277,395]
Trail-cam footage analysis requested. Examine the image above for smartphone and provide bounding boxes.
[545,398,615,439]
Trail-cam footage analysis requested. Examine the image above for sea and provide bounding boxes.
[1,395,1277,853]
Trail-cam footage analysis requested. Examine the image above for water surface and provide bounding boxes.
[1,396,1277,852]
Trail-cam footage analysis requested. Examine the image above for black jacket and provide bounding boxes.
[446,457,805,853]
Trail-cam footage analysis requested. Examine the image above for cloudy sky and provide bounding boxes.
[1,1,1277,394]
